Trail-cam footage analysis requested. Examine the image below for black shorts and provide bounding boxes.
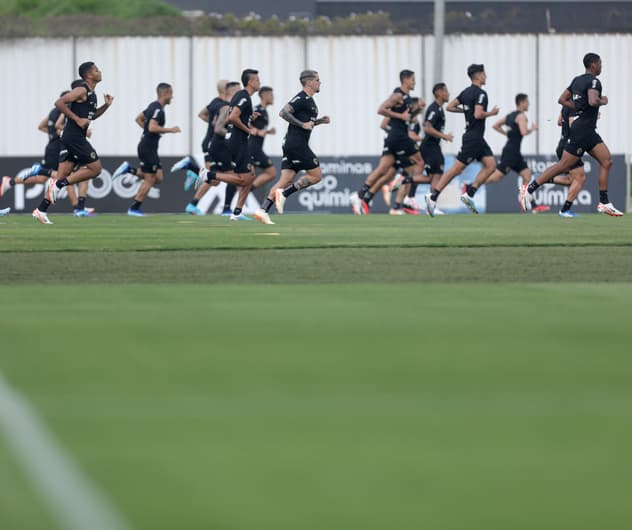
[249,143,273,169]
[497,148,528,175]
[556,137,584,169]
[202,136,213,163]
[565,129,602,157]
[383,136,417,159]
[137,141,161,174]
[456,137,494,165]
[228,139,252,174]
[42,139,61,170]
[208,138,232,173]
[420,143,444,174]
[281,142,319,172]
[59,137,99,166]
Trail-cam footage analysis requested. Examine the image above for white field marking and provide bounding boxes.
[0,372,134,530]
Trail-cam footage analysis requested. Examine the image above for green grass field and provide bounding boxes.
[1,213,632,530]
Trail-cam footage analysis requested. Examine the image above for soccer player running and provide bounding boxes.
[485,93,547,212]
[425,64,499,217]
[198,69,261,221]
[253,70,330,225]
[520,53,623,217]
[32,62,113,224]
[249,86,277,192]
[112,83,181,216]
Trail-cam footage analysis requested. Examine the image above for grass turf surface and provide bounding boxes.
[1,214,632,530]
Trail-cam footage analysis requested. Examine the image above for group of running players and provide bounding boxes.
[0,52,623,223]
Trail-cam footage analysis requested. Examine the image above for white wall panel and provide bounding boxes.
[0,39,73,157]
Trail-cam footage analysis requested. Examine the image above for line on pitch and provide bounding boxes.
[0,371,135,530]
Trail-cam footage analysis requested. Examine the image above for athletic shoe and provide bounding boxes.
[461,183,467,195]
[559,210,578,218]
[171,156,192,172]
[221,207,232,217]
[184,169,198,191]
[32,208,52,224]
[460,193,479,214]
[254,208,275,225]
[0,176,11,197]
[350,191,363,215]
[275,188,286,214]
[532,205,550,213]
[0,207,10,217]
[403,207,421,215]
[597,202,624,217]
[73,209,91,217]
[361,199,370,215]
[381,184,392,207]
[389,208,405,215]
[84,207,96,215]
[185,203,203,215]
[45,178,59,204]
[28,163,42,177]
[112,161,130,180]
[434,207,446,216]
[424,193,436,218]
[519,184,532,213]
[127,208,144,217]
[229,213,252,221]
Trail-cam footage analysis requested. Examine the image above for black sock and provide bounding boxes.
[466,184,477,198]
[56,178,69,189]
[37,199,51,212]
[364,191,375,202]
[408,183,418,198]
[359,184,369,198]
[430,189,440,201]
[224,184,237,210]
[189,159,201,174]
[393,202,402,210]
[282,184,298,198]
[561,200,573,213]
[233,207,242,216]
[128,167,138,176]
[530,199,537,209]
[9,177,16,185]
[527,181,540,194]
[37,167,53,177]
[191,198,200,206]
[131,201,142,210]
[599,190,609,204]
[262,198,274,212]
[78,197,86,210]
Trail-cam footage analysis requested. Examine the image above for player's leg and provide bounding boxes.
[274,166,323,215]
[128,170,153,216]
[588,142,621,215]
[522,151,580,213]
[254,167,296,224]
[32,158,76,223]
[253,164,276,189]
[425,159,467,217]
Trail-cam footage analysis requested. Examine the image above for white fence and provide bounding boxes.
[1,34,630,159]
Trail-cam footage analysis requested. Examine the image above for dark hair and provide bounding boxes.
[432,82,446,96]
[226,81,240,91]
[515,93,528,106]
[467,64,485,79]
[70,79,84,89]
[241,69,258,87]
[399,69,415,83]
[259,86,273,97]
[156,82,172,94]
[583,53,601,69]
[299,70,318,86]
[78,61,95,80]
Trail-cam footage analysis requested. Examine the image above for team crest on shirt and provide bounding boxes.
[90,151,97,160]
[313,158,319,166]
[577,148,583,155]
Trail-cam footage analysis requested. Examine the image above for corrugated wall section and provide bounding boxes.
[0,35,630,157]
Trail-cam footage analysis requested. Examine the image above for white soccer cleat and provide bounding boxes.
[424,193,436,218]
[0,206,10,217]
[32,208,52,224]
[275,188,286,214]
[45,178,59,204]
[597,202,624,217]
[460,192,479,214]
[350,191,363,215]
[254,208,275,225]
[389,208,405,215]
[519,184,532,213]
[0,176,12,197]
[434,207,446,215]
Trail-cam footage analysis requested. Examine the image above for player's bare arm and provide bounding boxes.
[94,94,113,119]
[314,116,330,126]
[446,98,464,113]
[474,104,499,119]
[424,121,453,142]
[378,93,409,121]
[38,115,48,134]
[558,88,575,111]
[280,103,312,130]
[228,106,254,135]
[214,106,231,136]
[516,112,537,135]
[148,119,180,134]
[55,86,89,128]
[492,116,507,136]
[588,89,607,107]
[198,107,209,123]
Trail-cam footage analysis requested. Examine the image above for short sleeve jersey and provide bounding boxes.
[386,87,413,141]
[141,101,166,147]
[504,110,523,151]
[568,73,602,130]
[284,90,319,145]
[227,89,253,144]
[47,108,62,143]
[62,82,97,140]
[420,101,445,147]
[249,104,269,148]
[457,84,488,139]
[204,97,228,146]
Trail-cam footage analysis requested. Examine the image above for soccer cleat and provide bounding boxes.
[73,209,91,217]
[32,208,52,224]
[558,210,578,218]
[381,184,391,207]
[275,188,286,214]
[229,213,252,221]
[0,176,12,197]
[434,207,446,216]
[424,193,436,218]
[84,207,96,215]
[389,208,405,215]
[254,208,275,225]
[171,156,192,173]
[461,183,467,195]
[350,191,363,215]
[597,202,624,217]
[0,207,10,217]
[28,163,42,177]
[519,184,532,213]
[45,178,59,204]
[221,207,232,217]
[112,161,130,180]
[460,193,479,214]
[532,205,550,213]
[360,199,370,215]
[127,208,144,217]
[185,203,204,215]
[183,169,199,191]
[403,206,422,215]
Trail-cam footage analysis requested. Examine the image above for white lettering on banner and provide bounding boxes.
[298,175,352,211]
[533,184,591,206]
[319,160,373,175]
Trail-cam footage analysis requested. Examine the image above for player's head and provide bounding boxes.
[400,69,415,90]
[408,97,423,117]
[157,82,173,104]
[300,70,321,93]
[217,79,229,97]
[515,93,529,110]
[241,69,260,91]
[583,53,601,75]
[432,82,449,102]
[259,86,274,105]
[78,61,101,82]
[467,64,486,84]
[226,81,240,99]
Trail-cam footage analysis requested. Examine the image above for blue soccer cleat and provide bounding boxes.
[229,213,252,221]
[185,203,204,215]
[184,169,199,191]
[28,163,42,177]
[171,156,192,173]
[127,208,144,217]
[112,161,130,180]
[558,210,578,218]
